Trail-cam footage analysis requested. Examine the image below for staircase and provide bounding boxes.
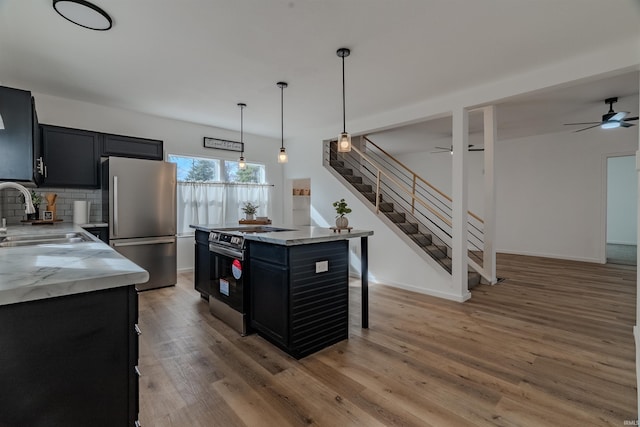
[325,139,483,288]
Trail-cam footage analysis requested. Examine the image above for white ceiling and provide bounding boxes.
[0,0,639,143]
[369,71,640,154]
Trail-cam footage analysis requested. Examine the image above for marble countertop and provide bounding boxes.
[190,224,373,246]
[0,224,148,307]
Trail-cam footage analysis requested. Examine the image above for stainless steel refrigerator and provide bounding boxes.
[103,157,177,291]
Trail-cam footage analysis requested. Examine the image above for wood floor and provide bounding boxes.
[138,254,637,426]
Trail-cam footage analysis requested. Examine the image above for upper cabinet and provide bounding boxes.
[0,86,42,183]
[102,133,163,160]
[41,125,101,188]
[37,125,164,189]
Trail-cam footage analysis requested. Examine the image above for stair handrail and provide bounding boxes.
[349,144,452,228]
[363,136,483,224]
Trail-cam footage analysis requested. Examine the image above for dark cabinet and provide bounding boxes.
[248,240,350,359]
[0,86,42,183]
[194,230,212,298]
[102,133,163,161]
[0,285,140,426]
[83,226,109,243]
[41,124,101,188]
[250,257,289,345]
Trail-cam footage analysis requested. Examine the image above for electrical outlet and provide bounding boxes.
[315,260,328,273]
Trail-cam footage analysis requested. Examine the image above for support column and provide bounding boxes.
[483,105,497,284]
[452,107,470,299]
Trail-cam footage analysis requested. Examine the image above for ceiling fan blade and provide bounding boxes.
[434,147,451,150]
[564,121,601,126]
[620,122,634,128]
[430,150,451,154]
[573,124,602,133]
[623,116,638,121]
[609,111,628,121]
[469,148,485,151]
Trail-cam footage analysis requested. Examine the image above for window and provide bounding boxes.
[168,154,271,235]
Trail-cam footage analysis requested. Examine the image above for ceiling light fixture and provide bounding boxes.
[337,47,352,152]
[53,0,112,31]
[601,121,621,130]
[277,82,288,164]
[238,103,247,169]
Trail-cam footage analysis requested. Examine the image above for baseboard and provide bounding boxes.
[607,241,637,246]
[178,267,194,273]
[497,249,602,264]
[349,273,470,302]
[635,325,640,419]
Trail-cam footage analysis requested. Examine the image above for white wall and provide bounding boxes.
[32,93,283,272]
[395,128,638,263]
[607,155,638,245]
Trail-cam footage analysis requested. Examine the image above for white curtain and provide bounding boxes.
[176,182,272,235]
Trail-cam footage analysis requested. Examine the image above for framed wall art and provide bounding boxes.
[203,137,244,152]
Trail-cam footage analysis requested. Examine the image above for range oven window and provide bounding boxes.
[211,253,246,313]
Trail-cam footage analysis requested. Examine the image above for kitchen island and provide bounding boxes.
[0,223,148,427]
[191,224,373,358]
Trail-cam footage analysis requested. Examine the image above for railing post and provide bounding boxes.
[375,170,381,213]
[411,175,416,215]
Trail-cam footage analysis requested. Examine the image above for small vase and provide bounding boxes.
[246,213,254,221]
[336,216,349,229]
[27,207,40,221]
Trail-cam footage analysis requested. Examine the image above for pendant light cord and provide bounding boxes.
[239,103,244,156]
[342,54,346,133]
[280,85,284,149]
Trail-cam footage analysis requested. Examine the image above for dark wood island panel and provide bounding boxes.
[248,240,349,359]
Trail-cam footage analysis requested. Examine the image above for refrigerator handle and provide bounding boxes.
[113,175,118,237]
[111,238,176,247]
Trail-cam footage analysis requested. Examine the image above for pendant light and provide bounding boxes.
[238,103,247,169]
[337,47,351,152]
[277,82,288,163]
[53,0,113,31]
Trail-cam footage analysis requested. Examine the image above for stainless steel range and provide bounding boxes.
[207,226,291,335]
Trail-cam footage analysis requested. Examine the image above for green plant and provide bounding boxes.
[332,198,351,218]
[242,202,259,215]
[19,190,43,207]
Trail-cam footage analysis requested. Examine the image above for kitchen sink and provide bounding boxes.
[0,232,94,247]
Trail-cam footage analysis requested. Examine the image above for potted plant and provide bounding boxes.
[19,190,43,220]
[242,202,259,220]
[332,198,352,228]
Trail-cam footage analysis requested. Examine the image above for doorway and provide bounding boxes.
[606,155,637,265]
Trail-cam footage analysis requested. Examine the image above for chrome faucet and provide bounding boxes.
[0,182,36,232]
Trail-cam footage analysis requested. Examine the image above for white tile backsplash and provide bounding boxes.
[0,187,102,224]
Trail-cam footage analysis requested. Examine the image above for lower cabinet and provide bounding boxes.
[0,285,140,427]
[83,226,109,243]
[248,240,349,359]
[194,230,211,298]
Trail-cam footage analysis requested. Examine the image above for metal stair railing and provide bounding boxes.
[323,138,488,281]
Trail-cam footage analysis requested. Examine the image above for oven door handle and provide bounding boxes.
[209,244,244,260]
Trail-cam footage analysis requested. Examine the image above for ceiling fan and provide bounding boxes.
[564,97,638,132]
[431,144,484,154]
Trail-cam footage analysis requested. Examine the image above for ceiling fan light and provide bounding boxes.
[601,121,621,130]
[53,0,112,31]
[338,132,351,152]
